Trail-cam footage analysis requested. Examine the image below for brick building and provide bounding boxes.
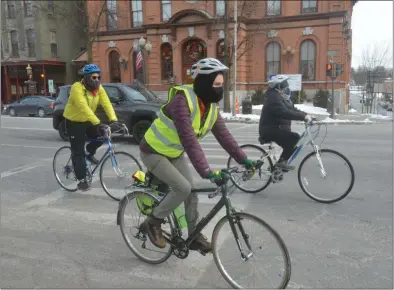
[88,0,357,113]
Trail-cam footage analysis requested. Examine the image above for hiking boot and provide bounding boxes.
[140,216,166,249]
[275,160,295,172]
[189,233,212,253]
[86,154,99,165]
[77,180,91,191]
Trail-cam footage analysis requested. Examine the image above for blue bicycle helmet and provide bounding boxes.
[82,64,101,75]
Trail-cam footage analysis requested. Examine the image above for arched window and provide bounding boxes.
[109,50,121,82]
[266,42,281,80]
[161,43,173,80]
[216,40,225,63]
[182,39,206,83]
[300,40,316,80]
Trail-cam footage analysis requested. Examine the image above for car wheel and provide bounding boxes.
[9,107,16,116]
[38,108,46,118]
[58,119,69,141]
[132,120,151,144]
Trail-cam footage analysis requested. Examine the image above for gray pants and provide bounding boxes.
[140,152,199,233]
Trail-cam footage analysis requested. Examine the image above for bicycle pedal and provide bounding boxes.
[197,249,207,256]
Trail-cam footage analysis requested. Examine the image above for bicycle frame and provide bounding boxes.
[84,137,117,177]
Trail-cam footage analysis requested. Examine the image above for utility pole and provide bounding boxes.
[231,0,238,116]
[222,0,230,113]
[329,57,336,119]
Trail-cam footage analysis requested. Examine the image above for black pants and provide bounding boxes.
[66,119,103,180]
[262,129,300,161]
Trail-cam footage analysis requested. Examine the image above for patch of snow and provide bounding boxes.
[362,114,393,120]
[220,112,260,122]
[348,108,358,113]
[252,102,330,116]
[320,117,374,124]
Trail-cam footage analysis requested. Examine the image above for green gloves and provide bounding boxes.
[243,158,256,168]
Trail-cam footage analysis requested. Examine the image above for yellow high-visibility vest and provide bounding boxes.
[144,84,218,158]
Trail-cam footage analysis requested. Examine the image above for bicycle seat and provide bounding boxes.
[258,137,271,145]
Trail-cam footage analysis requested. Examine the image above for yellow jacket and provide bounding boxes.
[63,81,117,125]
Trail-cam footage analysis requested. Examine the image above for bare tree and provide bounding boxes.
[32,0,117,63]
[361,42,392,114]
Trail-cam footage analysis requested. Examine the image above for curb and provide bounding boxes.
[223,119,387,125]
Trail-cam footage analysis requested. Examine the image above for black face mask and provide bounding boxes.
[193,72,224,104]
[84,75,100,91]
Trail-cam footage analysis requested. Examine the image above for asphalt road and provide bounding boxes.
[0,115,393,289]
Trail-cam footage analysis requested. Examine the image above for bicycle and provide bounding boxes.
[53,123,143,201]
[227,120,355,203]
[117,167,291,289]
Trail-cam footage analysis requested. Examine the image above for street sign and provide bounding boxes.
[327,50,337,56]
[48,79,55,94]
[269,74,302,91]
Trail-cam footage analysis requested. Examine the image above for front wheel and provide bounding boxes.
[227,144,273,194]
[53,146,78,192]
[298,148,355,203]
[211,212,291,289]
[100,151,143,201]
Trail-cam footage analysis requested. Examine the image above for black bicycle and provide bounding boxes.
[117,167,291,289]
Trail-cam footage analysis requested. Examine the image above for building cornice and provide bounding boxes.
[96,10,348,38]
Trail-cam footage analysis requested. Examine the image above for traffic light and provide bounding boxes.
[335,63,343,77]
[326,63,333,77]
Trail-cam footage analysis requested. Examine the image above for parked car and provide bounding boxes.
[5,96,55,117]
[52,82,165,143]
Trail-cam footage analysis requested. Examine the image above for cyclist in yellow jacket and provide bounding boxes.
[63,64,118,191]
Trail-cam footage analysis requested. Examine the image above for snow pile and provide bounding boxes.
[220,112,260,123]
[348,108,358,113]
[252,103,330,116]
[320,117,374,124]
[363,114,392,120]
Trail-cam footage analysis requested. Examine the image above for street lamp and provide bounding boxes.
[25,63,37,95]
[26,64,32,76]
[137,36,152,85]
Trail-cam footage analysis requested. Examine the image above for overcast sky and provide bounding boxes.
[351,1,393,68]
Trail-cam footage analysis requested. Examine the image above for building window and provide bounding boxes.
[161,0,171,21]
[26,29,36,57]
[216,0,225,16]
[266,42,281,80]
[10,30,19,57]
[302,0,317,13]
[161,43,173,80]
[216,40,225,63]
[300,40,316,80]
[50,31,58,57]
[267,0,281,16]
[131,0,143,27]
[107,0,118,30]
[24,0,33,17]
[109,50,121,82]
[7,2,16,19]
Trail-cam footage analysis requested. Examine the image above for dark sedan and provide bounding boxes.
[5,96,55,117]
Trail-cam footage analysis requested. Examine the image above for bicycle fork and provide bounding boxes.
[227,203,253,261]
[313,145,327,178]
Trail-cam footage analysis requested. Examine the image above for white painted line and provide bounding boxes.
[0,126,53,131]
[0,164,44,178]
[0,143,60,149]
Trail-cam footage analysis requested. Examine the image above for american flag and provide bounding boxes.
[136,51,143,71]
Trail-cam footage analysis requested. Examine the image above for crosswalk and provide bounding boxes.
[1,123,292,288]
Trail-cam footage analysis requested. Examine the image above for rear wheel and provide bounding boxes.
[132,120,152,144]
[53,146,78,192]
[58,119,69,141]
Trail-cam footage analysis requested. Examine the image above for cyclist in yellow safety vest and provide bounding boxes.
[139,58,256,253]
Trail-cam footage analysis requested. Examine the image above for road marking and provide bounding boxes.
[0,164,44,178]
[0,126,53,131]
[0,143,60,149]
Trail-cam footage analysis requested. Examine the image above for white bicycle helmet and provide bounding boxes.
[190,58,229,79]
[268,74,290,89]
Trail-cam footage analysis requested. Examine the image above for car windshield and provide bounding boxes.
[126,85,160,101]
[122,85,148,101]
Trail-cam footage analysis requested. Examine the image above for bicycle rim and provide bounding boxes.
[53,146,78,192]
[298,148,355,203]
[212,212,291,289]
[100,151,143,201]
[118,191,174,264]
[227,144,273,194]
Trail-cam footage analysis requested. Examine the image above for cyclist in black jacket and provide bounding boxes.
[259,75,312,171]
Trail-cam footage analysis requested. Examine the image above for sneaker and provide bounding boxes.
[86,154,99,165]
[275,160,295,172]
[189,233,212,253]
[140,215,166,249]
[77,180,91,191]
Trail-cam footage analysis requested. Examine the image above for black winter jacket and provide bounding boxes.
[259,88,307,136]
